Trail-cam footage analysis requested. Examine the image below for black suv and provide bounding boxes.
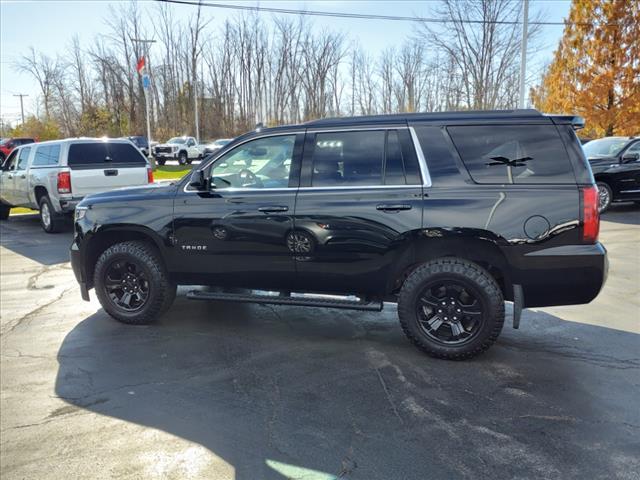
[70,110,607,359]
[582,136,640,212]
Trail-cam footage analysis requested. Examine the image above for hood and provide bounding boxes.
[78,181,177,207]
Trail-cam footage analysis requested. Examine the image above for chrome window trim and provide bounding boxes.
[408,126,432,187]
[182,125,433,193]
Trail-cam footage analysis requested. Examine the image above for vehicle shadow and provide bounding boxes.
[601,202,640,225]
[0,214,73,265]
[54,297,640,479]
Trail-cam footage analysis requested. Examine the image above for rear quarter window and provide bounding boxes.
[448,125,576,184]
[68,142,146,167]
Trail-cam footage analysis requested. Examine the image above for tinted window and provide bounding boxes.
[625,142,640,155]
[68,143,145,167]
[210,135,296,189]
[16,147,31,170]
[448,125,575,184]
[311,131,384,186]
[385,131,406,185]
[33,145,61,166]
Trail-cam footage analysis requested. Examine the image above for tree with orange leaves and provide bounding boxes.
[531,0,639,137]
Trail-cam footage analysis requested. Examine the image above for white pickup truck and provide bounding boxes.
[0,138,153,232]
[152,136,204,165]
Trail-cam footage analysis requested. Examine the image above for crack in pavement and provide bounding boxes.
[0,286,75,339]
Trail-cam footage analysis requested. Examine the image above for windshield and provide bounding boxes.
[167,137,186,145]
[582,138,629,158]
[214,139,231,146]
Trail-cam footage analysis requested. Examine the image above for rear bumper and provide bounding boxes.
[508,243,608,308]
[59,197,83,213]
[70,241,90,301]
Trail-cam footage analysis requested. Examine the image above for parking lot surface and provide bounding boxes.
[1,206,639,479]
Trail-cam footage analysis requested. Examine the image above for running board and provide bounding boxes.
[186,290,383,312]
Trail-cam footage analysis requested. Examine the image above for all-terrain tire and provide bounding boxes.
[178,151,188,165]
[39,195,64,233]
[398,257,505,360]
[94,241,177,325]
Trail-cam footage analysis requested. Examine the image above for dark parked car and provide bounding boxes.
[70,109,607,360]
[126,136,150,157]
[582,136,640,212]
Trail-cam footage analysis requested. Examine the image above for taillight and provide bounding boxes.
[57,171,71,194]
[582,185,599,243]
[147,167,154,184]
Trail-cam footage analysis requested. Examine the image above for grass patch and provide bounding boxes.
[10,207,37,215]
[154,165,192,180]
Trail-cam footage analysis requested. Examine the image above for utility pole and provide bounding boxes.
[13,94,28,124]
[131,38,156,163]
[194,76,199,143]
[519,0,529,109]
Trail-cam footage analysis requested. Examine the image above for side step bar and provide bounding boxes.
[186,290,384,312]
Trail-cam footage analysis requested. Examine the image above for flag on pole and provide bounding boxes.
[136,57,146,74]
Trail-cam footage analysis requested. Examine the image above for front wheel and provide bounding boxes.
[94,241,176,324]
[178,152,187,165]
[398,258,505,360]
[156,158,166,166]
[596,182,612,213]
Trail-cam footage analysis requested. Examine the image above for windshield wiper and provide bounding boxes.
[486,156,532,167]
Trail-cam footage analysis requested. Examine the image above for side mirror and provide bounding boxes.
[189,169,207,189]
[621,152,639,163]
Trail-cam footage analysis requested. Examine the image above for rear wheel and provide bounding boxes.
[398,258,504,360]
[39,195,64,233]
[94,241,176,324]
[596,181,612,213]
[0,203,10,220]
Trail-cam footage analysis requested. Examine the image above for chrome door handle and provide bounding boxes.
[258,205,289,213]
[376,204,412,212]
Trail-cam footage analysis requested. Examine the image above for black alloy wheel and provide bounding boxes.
[416,281,485,345]
[103,259,150,312]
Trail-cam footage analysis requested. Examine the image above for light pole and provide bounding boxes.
[519,0,530,109]
[131,38,156,162]
[13,94,28,124]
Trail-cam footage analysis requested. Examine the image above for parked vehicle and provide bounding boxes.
[582,136,640,212]
[126,136,150,157]
[70,109,607,359]
[203,138,233,155]
[152,136,203,165]
[0,137,36,162]
[0,138,153,232]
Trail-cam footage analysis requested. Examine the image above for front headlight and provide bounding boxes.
[74,206,88,221]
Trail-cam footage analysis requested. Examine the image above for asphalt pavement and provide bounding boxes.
[1,205,639,480]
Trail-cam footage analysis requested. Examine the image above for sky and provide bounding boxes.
[0,0,572,126]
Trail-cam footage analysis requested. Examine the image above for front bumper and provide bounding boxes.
[507,243,608,308]
[154,151,178,160]
[70,241,90,301]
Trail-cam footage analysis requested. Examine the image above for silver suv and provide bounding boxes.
[0,138,152,232]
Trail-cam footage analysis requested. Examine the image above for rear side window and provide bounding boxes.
[310,129,421,187]
[68,142,146,167]
[448,125,575,184]
[33,145,61,166]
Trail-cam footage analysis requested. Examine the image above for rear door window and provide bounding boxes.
[68,142,146,168]
[33,145,61,166]
[448,125,576,184]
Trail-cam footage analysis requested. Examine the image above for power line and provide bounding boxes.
[156,0,619,27]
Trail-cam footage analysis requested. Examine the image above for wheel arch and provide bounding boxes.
[84,225,168,288]
[33,185,49,205]
[390,229,513,301]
